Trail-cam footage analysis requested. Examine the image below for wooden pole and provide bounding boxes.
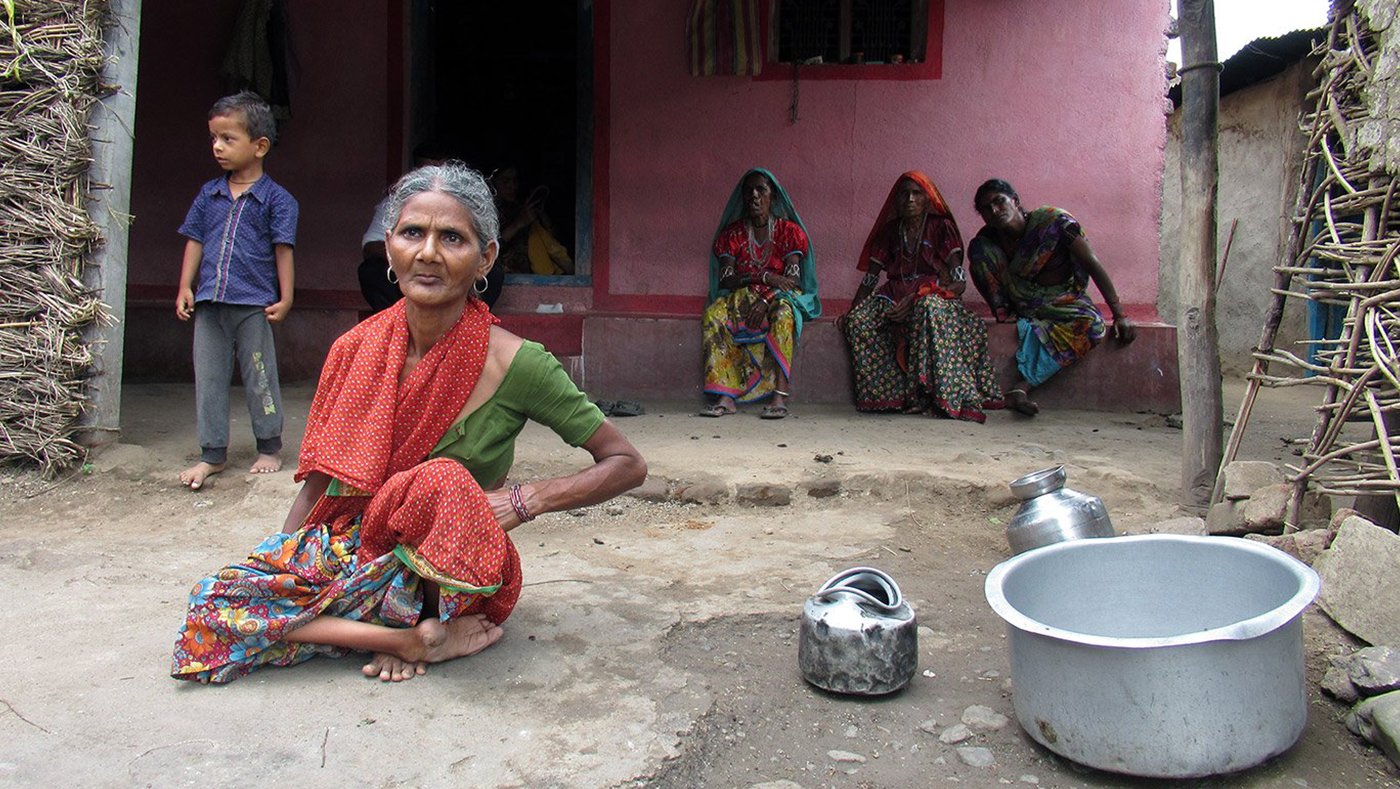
[1177,0,1223,507]
[79,0,142,448]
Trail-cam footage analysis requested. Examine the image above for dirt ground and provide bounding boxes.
[1,380,1397,787]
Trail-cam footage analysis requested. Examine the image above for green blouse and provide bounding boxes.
[430,341,605,488]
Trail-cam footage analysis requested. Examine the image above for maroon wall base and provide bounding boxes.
[121,304,1181,414]
[583,315,1181,413]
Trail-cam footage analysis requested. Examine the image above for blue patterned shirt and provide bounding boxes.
[179,174,299,306]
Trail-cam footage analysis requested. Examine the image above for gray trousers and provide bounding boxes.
[193,303,284,464]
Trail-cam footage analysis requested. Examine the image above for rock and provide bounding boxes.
[955,746,996,767]
[1019,776,1040,786]
[1350,646,1400,695]
[605,505,625,516]
[1315,516,1400,646]
[626,476,671,503]
[843,725,858,738]
[735,482,791,506]
[805,478,841,499]
[938,724,972,744]
[1345,690,1400,768]
[917,718,940,735]
[1205,500,1247,535]
[1241,483,1291,533]
[675,482,727,505]
[955,450,994,465]
[826,750,866,764]
[1220,461,1282,498]
[1322,662,1361,703]
[1221,461,1285,500]
[1244,527,1335,565]
[749,782,803,789]
[1147,516,1207,535]
[1330,507,1363,530]
[961,705,1010,732]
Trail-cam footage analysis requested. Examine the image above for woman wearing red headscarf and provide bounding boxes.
[839,172,1002,422]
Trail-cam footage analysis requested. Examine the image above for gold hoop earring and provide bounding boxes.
[473,277,488,295]
[386,267,398,285]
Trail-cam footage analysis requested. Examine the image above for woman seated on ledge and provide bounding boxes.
[699,168,821,419]
[171,163,646,684]
[967,178,1136,416]
[840,171,1002,422]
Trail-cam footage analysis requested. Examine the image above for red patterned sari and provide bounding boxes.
[171,300,521,684]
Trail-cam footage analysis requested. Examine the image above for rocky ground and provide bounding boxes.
[0,381,1397,787]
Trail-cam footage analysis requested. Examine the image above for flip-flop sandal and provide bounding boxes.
[699,404,736,417]
[611,400,645,417]
[759,404,790,420]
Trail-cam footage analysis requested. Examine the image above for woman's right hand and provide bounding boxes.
[885,293,916,323]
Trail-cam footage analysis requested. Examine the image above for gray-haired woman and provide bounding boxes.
[172,163,647,685]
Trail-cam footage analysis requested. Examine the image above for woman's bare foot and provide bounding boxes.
[249,453,282,474]
[363,652,427,682]
[179,461,226,490]
[411,614,504,664]
[1006,388,1040,417]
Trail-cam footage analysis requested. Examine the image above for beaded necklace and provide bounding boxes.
[746,217,775,266]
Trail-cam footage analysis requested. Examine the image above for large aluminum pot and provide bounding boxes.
[798,567,917,695]
[1005,465,1115,554]
[984,535,1320,778]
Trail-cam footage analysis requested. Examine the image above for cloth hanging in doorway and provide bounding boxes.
[687,0,764,76]
[222,0,293,120]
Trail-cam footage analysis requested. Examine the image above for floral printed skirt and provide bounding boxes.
[171,519,521,684]
[844,295,1003,422]
[701,289,797,403]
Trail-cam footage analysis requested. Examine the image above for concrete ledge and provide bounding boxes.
[583,315,1181,413]
[122,303,1181,413]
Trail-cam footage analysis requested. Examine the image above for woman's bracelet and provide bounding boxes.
[761,271,769,286]
[509,484,535,523]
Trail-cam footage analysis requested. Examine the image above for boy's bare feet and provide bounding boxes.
[249,453,282,474]
[363,653,427,682]
[179,461,226,490]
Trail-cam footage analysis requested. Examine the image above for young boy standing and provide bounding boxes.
[175,91,298,490]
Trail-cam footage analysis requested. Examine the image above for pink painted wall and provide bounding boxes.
[606,0,1171,319]
[127,1,393,299]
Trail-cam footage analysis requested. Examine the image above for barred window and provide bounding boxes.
[775,0,929,65]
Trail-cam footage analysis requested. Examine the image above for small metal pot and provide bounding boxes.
[798,566,917,695]
[1005,465,1114,554]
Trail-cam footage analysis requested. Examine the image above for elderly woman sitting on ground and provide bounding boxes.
[840,171,1002,422]
[171,163,647,684]
[699,168,821,420]
[966,178,1135,416]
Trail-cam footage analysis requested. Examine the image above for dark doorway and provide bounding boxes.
[425,2,586,279]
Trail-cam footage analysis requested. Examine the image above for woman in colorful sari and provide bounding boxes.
[699,168,821,419]
[171,163,646,684]
[967,178,1136,415]
[840,172,1002,422]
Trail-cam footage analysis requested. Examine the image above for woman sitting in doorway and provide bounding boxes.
[699,168,821,419]
[840,171,1002,422]
[493,164,574,276]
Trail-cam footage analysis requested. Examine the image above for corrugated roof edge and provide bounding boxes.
[1167,26,1328,109]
